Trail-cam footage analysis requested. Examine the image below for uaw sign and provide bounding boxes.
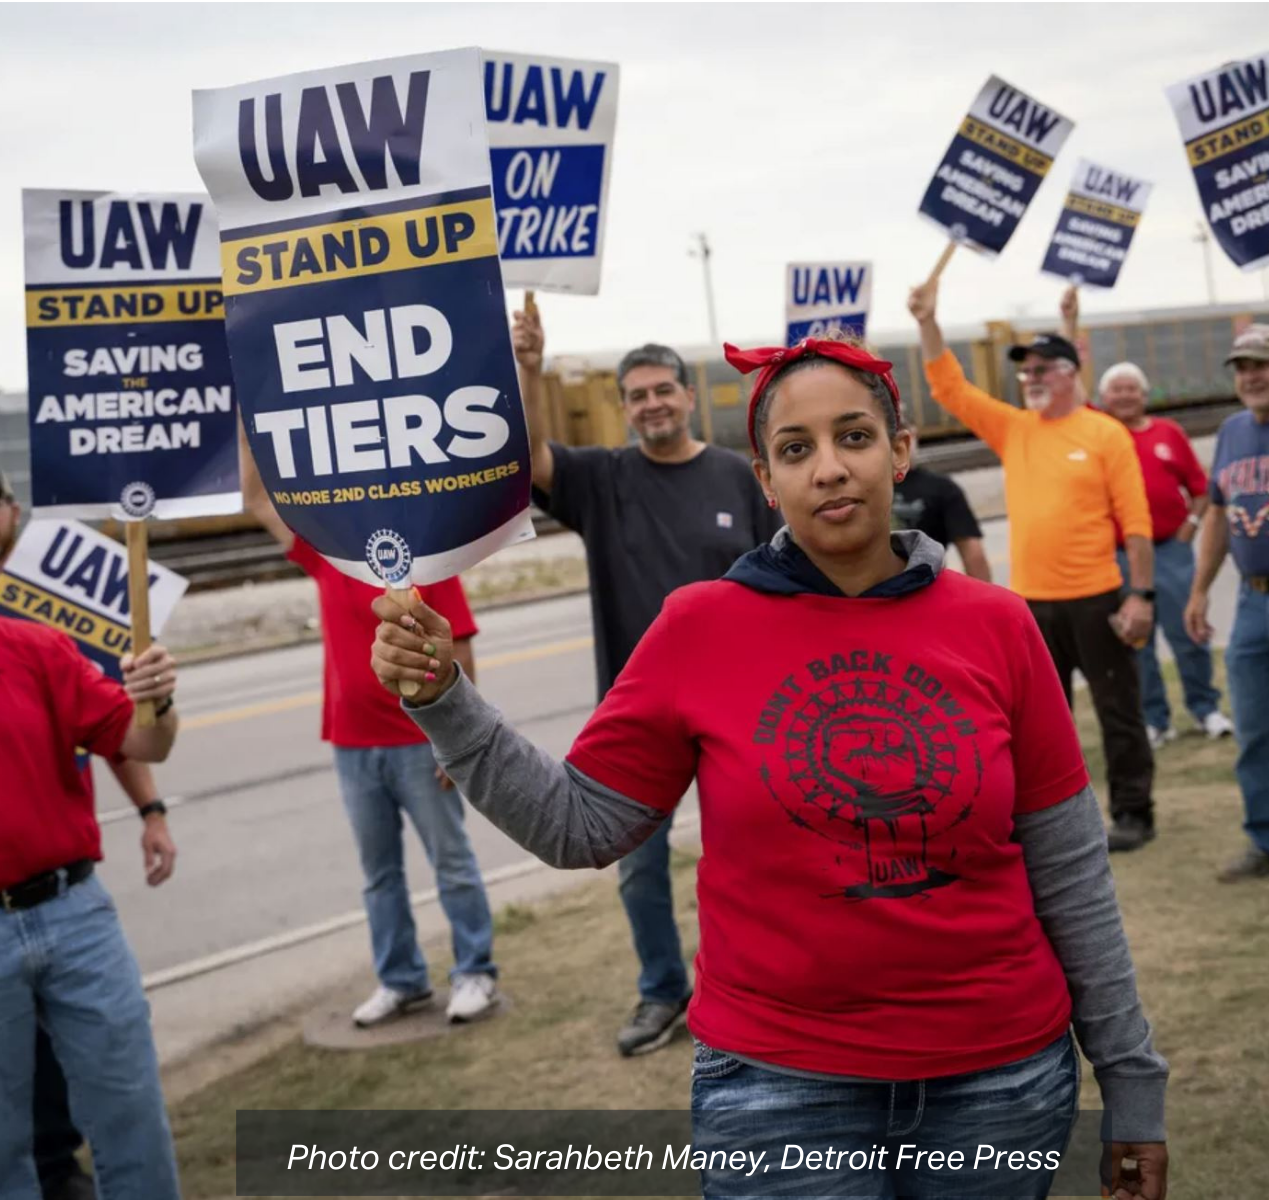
[1040,160,1151,289]
[484,50,619,295]
[919,76,1074,256]
[193,48,533,586]
[0,518,186,680]
[1167,52,1269,272]
[23,190,240,520]
[785,261,871,346]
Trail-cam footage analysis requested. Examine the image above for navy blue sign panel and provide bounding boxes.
[489,145,606,261]
[25,311,238,515]
[785,315,867,344]
[1168,53,1269,272]
[22,191,240,520]
[221,210,531,583]
[918,76,1074,257]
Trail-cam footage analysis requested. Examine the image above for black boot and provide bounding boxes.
[1107,817,1156,853]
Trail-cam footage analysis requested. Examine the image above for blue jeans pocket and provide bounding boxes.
[68,875,115,916]
[692,1039,745,1080]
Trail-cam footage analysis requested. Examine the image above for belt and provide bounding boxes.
[1248,576,1269,595]
[0,861,94,913]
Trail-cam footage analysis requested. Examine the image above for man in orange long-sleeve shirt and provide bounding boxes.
[909,279,1158,852]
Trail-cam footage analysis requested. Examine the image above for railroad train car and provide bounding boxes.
[544,299,1269,456]
[1,298,1265,560]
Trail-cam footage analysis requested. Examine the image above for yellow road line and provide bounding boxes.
[180,635,594,731]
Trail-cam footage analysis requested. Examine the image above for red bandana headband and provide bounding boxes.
[724,338,902,455]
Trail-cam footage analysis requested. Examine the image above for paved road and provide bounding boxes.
[93,518,1242,983]
[95,592,608,977]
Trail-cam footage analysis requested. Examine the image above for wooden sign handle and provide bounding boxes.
[385,587,421,699]
[524,289,538,318]
[126,521,156,727]
[927,240,958,284]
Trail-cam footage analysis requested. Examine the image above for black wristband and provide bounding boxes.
[1128,587,1156,603]
[138,800,168,820]
[154,695,175,718]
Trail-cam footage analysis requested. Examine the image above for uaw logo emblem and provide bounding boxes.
[365,528,412,585]
[753,650,983,900]
[119,481,156,519]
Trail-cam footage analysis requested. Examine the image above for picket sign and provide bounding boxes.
[918,75,1075,278]
[0,517,187,727]
[1166,51,1269,272]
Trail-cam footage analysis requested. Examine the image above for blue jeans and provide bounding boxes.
[1226,583,1269,853]
[617,815,690,1005]
[691,1034,1079,1199]
[1118,539,1221,729]
[0,874,181,1200]
[334,742,495,993]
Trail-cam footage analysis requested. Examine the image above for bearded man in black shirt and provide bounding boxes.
[513,307,780,1057]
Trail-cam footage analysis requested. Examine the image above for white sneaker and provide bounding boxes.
[446,973,500,1023]
[1146,725,1178,750]
[352,985,433,1028]
[1202,711,1235,740]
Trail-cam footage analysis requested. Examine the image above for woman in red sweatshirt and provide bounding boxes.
[369,337,1168,1200]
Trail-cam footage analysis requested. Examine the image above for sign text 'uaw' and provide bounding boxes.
[23,190,240,521]
[918,75,1074,257]
[1040,159,1151,289]
[193,48,533,587]
[1167,52,1269,272]
[0,518,187,680]
[785,262,872,347]
[483,50,620,295]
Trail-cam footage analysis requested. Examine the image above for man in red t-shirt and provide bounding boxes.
[0,476,184,1198]
[239,427,498,1027]
[1098,360,1234,747]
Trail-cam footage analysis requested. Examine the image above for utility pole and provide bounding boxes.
[1193,221,1217,306]
[688,233,718,444]
[689,232,719,345]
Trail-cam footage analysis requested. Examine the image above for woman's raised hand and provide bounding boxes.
[370,591,456,704]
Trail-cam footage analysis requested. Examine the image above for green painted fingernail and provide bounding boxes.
[423,642,436,655]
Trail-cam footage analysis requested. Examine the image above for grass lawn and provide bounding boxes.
[171,658,1269,1198]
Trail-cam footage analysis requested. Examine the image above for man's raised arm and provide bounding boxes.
[238,415,294,551]
[512,306,555,494]
[908,278,1021,455]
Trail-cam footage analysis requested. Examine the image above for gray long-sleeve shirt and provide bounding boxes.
[404,671,1167,1143]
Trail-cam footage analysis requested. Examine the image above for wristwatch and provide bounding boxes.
[1186,512,1202,527]
[1128,588,1156,602]
[137,800,168,820]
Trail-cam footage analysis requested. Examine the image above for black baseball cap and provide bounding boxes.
[1008,333,1080,368]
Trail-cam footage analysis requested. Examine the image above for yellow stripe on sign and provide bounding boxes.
[0,573,131,657]
[1186,110,1269,166]
[220,198,499,296]
[25,283,224,329]
[958,116,1054,178]
[1065,193,1141,228]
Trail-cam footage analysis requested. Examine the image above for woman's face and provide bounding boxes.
[754,364,910,560]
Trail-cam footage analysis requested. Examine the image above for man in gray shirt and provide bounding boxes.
[513,307,779,1056]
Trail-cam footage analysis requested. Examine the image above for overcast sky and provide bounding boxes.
[1,2,1264,391]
